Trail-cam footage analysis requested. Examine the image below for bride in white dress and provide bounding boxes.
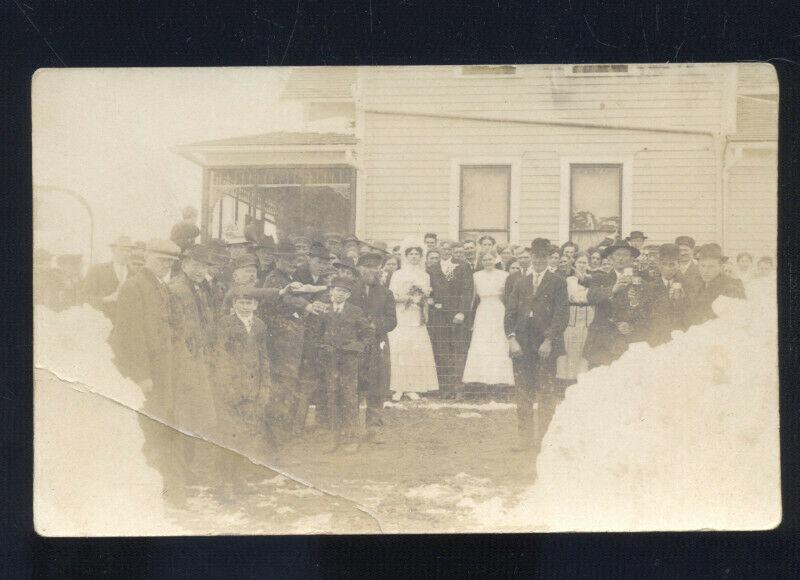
[462,251,515,386]
[388,240,440,400]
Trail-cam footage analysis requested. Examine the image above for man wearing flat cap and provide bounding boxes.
[504,238,569,451]
[583,239,656,368]
[348,252,398,441]
[674,235,703,295]
[82,235,135,320]
[110,239,183,501]
[686,243,746,326]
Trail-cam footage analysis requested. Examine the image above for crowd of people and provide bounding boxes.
[33,204,775,485]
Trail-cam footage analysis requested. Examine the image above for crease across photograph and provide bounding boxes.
[32,64,780,535]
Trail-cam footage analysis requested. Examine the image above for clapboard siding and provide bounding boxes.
[725,149,778,258]
[362,111,718,245]
[362,64,727,132]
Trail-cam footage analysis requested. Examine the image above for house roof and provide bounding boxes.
[280,67,357,101]
[181,131,358,148]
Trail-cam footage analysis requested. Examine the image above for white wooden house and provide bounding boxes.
[175,64,777,258]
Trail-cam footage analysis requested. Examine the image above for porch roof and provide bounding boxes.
[173,131,359,167]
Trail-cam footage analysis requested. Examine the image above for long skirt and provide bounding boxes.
[556,304,595,380]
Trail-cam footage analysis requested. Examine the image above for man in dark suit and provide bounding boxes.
[647,243,691,346]
[348,252,397,442]
[82,236,135,320]
[110,239,183,503]
[675,235,704,296]
[318,276,374,453]
[686,243,746,327]
[583,240,655,368]
[429,240,475,397]
[505,238,569,451]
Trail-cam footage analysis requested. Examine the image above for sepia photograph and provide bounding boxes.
[32,63,780,535]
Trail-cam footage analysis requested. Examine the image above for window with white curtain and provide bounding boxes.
[460,165,511,243]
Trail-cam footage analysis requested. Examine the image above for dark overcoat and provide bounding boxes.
[348,279,397,396]
[169,271,217,434]
[686,273,746,327]
[214,313,270,446]
[259,268,310,382]
[647,275,691,345]
[110,268,175,419]
[82,261,123,318]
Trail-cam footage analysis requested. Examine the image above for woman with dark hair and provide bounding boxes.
[381,255,400,286]
[387,239,439,400]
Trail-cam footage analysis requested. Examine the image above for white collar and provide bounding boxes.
[235,311,254,329]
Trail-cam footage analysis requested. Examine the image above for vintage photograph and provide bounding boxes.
[33,64,779,535]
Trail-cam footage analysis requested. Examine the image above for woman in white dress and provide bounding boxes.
[462,252,515,386]
[556,252,595,382]
[388,241,440,400]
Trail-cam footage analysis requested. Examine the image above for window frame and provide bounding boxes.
[559,156,633,244]
[450,157,521,243]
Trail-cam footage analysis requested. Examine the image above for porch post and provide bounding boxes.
[200,167,211,242]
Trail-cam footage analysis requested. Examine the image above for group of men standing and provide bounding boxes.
[67,216,401,500]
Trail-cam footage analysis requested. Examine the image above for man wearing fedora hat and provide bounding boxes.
[82,235,135,320]
[110,239,183,501]
[505,238,569,451]
[583,239,655,367]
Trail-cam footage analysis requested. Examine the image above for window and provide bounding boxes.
[460,165,511,243]
[569,164,622,249]
[459,65,517,76]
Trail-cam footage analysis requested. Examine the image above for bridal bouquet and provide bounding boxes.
[406,284,428,325]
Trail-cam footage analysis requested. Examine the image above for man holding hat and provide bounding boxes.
[82,235,135,320]
[686,243,746,326]
[318,276,373,453]
[110,239,182,500]
[583,239,655,368]
[348,252,398,441]
[504,238,569,451]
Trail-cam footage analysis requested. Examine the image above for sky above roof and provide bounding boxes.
[33,68,302,261]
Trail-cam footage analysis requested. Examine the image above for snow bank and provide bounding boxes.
[34,305,187,535]
[472,280,780,531]
[34,304,144,410]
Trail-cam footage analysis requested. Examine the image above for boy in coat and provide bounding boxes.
[214,286,271,457]
[318,276,373,454]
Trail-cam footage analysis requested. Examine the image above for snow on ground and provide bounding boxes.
[470,281,780,532]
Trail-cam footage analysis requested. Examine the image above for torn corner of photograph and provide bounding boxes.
[33,63,780,536]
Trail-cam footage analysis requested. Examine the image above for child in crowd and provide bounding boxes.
[318,276,373,454]
[214,286,271,456]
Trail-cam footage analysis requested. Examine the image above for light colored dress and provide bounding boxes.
[556,275,595,380]
[462,269,515,386]
[388,263,439,393]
